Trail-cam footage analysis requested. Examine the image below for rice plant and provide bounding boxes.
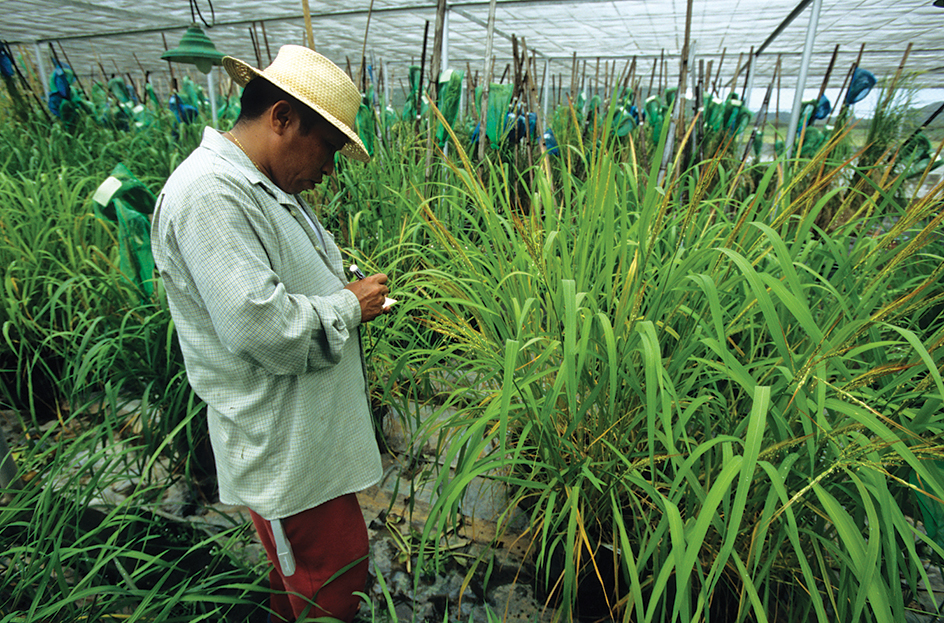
[395,104,944,622]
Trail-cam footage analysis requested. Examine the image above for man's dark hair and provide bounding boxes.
[235,77,325,134]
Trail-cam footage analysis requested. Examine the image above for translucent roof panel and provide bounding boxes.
[1,0,942,100]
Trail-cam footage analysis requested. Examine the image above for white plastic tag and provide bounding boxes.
[270,518,296,577]
[92,176,122,207]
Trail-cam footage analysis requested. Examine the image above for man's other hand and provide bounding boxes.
[345,273,390,323]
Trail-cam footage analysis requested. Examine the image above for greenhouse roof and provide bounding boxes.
[2,0,942,97]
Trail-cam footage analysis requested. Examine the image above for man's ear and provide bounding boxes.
[268,100,294,135]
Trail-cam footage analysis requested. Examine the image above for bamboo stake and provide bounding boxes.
[522,40,534,196]
[357,0,376,93]
[657,49,664,94]
[816,44,840,105]
[648,56,657,99]
[659,0,693,184]
[726,52,744,92]
[877,43,913,117]
[478,0,497,162]
[416,19,430,133]
[426,0,447,180]
[695,58,704,160]
[741,46,753,99]
[712,47,726,95]
[511,35,520,98]
[529,50,555,212]
[54,42,87,96]
[261,21,273,63]
[249,25,263,68]
[775,53,782,128]
[705,59,713,96]
[162,32,177,92]
[594,57,600,99]
[827,43,865,127]
[132,53,148,87]
[741,61,778,164]
[301,0,316,50]
[570,51,577,98]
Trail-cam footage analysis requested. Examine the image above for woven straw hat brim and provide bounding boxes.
[222,54,370,163]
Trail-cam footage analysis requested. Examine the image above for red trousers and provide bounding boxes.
[250,493,369,622]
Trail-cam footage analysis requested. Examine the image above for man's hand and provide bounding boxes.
[345,273,391,323]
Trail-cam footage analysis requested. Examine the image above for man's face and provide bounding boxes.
[274,113,348,194]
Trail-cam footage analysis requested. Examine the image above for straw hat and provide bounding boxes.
[222,45,369,163]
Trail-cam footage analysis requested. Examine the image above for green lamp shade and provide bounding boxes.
[161,25,225,74]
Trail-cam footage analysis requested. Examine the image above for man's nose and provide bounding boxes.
[322,156,336,177]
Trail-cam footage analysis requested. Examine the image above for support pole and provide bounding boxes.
[383,61,390,109]
[743,48,756,103]
[542,58,550,118]
[442,7,450,72]
[33,42,48,97]
[207,68,218,128]
[784,0,823,157]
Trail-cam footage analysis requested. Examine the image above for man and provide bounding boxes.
[152,45,389,622]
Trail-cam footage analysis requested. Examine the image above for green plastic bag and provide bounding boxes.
[485,83,513,148]
[356,103,375,157]
[92,163,157,298]
[401,65,425,121]
[435,69,463,146]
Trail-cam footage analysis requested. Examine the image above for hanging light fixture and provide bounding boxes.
[160,1,226,127]
[161,24,224,74]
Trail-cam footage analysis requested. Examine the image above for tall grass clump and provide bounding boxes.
[0,409,267,621]
[0,105,220,508]
[0,100,261,620]
[398,105,944,622]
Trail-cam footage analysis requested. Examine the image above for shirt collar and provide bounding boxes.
[201,126,298,207]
